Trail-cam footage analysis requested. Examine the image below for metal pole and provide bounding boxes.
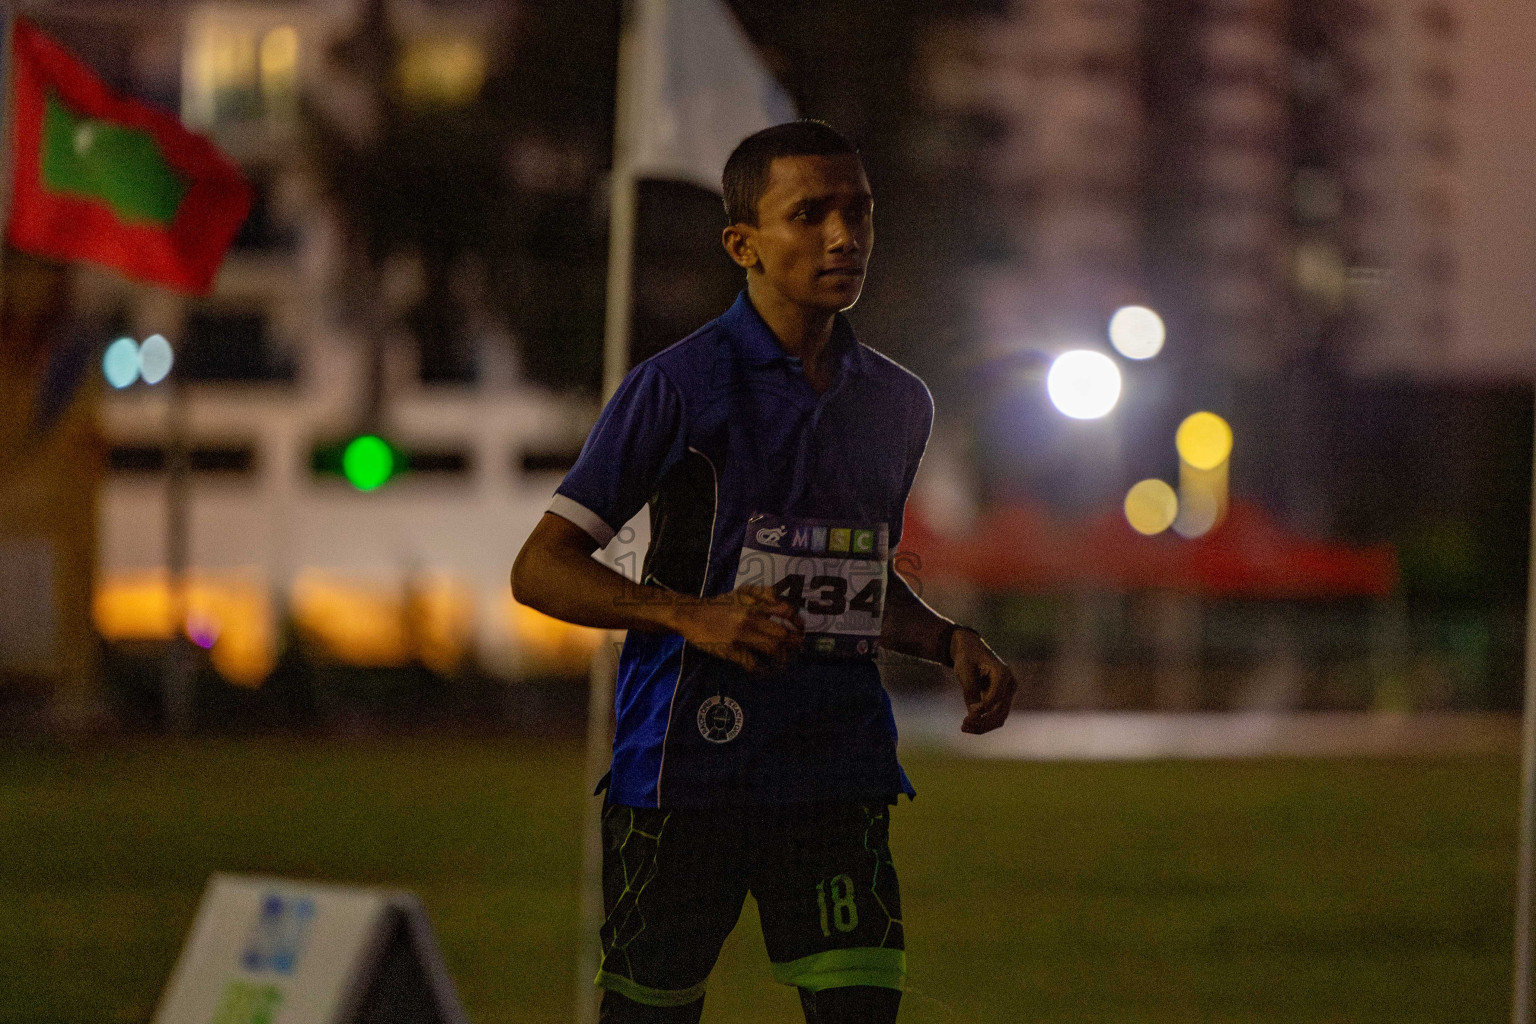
[577,3,644,1021]
[161,366,194,734]
[1513,389,1536,1024]
[576,635,620,1024]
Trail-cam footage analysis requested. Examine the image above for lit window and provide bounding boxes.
[503,593,605,676]
[259,25,299,116]
[291,572,477,674]
[94,571,278,685]
[396,36,487,107]
[185,18,301,128]
[1292,239,1346,307]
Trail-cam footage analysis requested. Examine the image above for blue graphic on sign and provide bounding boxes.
[239,892,316,975]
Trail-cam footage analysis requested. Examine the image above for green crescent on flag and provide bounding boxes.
[41,92,190,226]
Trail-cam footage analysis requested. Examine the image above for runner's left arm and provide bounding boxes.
[879,381,1014,733]
[881,570,1016,735]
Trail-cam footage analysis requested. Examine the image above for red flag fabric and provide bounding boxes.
[6,19,252,294]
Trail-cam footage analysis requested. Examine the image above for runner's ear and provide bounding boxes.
[722,224,758,270]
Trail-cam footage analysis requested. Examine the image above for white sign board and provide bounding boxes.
[152,874,468,1024]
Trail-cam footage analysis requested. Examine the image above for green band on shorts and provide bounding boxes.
[771,948,907,993]
[595,970,707,1007]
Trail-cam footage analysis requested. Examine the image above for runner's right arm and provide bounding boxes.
[512,512,803,674]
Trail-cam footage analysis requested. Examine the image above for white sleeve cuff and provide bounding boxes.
[547,494,616,547]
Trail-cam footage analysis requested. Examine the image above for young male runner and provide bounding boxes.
[512,121,1016,1024]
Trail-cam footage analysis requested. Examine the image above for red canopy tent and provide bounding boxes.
[900,497,1396,599]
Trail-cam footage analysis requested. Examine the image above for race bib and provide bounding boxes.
[732,512,887,659]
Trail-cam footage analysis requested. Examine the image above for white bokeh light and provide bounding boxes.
[138,333,174,385]
[1047,350,1122,419]
[1108,305,1165,360]
[102,337,140,389]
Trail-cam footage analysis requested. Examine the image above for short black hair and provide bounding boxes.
[722,120,861,226]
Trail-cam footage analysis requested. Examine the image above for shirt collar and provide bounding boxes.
[721,291,864,377]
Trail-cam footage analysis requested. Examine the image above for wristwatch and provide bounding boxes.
[938,622,979,668]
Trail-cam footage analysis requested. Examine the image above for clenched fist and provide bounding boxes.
[677,584,804,675]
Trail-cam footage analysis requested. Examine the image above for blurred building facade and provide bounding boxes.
[43,0,608,692]
[920,0,1535,547]
[921,0,1532,381]
[917,0,1533,711]
[922,0,1145,357]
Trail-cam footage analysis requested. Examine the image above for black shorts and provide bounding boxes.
[595,800,905,1008]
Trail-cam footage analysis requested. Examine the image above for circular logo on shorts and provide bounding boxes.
[697,695,743,743]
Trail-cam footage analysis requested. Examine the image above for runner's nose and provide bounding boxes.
[826,212,861,253]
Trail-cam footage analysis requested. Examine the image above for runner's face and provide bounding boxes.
[742,154,873,313]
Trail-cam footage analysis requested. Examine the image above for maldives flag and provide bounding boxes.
[6,19,252,294]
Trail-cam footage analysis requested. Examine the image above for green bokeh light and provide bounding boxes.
[342,435,395,491]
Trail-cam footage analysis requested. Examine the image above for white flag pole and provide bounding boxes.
[576,2,647,1021]
[601,2,644,403]
[1513,393,1536,1024]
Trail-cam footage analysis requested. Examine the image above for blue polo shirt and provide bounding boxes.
[548,292,933,808]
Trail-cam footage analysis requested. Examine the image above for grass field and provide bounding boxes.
[0,736,1518,1023]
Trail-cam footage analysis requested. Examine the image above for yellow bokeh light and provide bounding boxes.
[208,26,258,86]
[397,37,487,106]
[291,572,475,672]
[1174,461,1229,539]
[410,577,476,675]
[1124,479,1179,536]
[503,594,606,676]
[290,573,406,667]
[1293,239,1346,308]
[259,25,299,101]
[1175,411,1233,470]
[93,571,277,685]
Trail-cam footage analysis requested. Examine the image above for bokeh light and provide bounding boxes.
[398,37,488,106]
[1173,471,1224,539]
[1046,350,1122,420]
[103,337,140,389]
[343,434,395,491]
[1293,239,1346,307]
[138,333,174,385]
[258,25,299,97]
[186,610,221,650]
[1175,411,1233,469]
[94,571,277,684]
[1108,305,1165,360]
[1124,479,1179,536]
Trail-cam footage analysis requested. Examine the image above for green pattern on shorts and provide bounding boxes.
[771,947,907,992]
[862,804,903,949]
[598,807,674,986]
[594,970,708,1007]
